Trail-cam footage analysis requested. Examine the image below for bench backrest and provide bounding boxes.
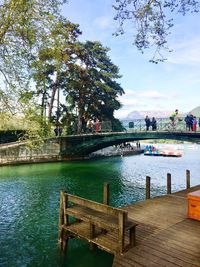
[64,192,127,218]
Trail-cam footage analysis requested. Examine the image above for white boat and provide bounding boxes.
[162,150,182,157]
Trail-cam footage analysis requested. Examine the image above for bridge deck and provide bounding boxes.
[113,185,200,267]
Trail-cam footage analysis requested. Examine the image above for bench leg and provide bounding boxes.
[89,224,96,251]
[129,227,136,248]
[61,230,69,252]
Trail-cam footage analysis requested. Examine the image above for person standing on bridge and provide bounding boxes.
[193,116,197,132]
[145,115,151,131]
[188,113,194,131]
[95,118,100,133]
[151,117,157,131]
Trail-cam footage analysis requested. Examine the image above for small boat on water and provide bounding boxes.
[144,145,162,156]
[144,150,162,156]
[162,150,182,157]
[144,145,183,157]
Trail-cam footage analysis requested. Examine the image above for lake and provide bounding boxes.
[0,143,199,267]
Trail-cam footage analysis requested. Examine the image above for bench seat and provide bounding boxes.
[66,204,137,232]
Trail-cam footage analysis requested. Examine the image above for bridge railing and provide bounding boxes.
[121,117,200,133]
[85,118,190,133]
[53,117,200,136]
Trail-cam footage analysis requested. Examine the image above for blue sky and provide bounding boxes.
[62,1,200,118]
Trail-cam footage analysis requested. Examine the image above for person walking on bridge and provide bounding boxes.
[169,109,178,125]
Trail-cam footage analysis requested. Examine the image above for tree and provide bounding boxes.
[0,0,67,114]
[113,0,200,63]
[63,41,124,133]
[31,20,81,124]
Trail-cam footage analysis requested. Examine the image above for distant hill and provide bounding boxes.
[125,110,172,120]
[189,106,200,117]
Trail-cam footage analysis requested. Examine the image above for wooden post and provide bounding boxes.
[146,176,151,199]
[118,211,126,254]
[60,191,69,252]
[103,182,109,205]
[167,173,171,194]
[63,193,69,226]
[186,169,190,189]
[58,191,64,243]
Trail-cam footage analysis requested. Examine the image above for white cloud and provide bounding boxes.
[115,89,179,119]
[94,16,113,29]
[168,37,200,65]
[138,90,166,99]
[120,98,145,106]
[123,89,137,97]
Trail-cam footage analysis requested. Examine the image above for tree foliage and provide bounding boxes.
[0,0,125,136]
[31,20,82,123]
[63,41,124,133]
[113,0,200,62]
[0,0,67,114]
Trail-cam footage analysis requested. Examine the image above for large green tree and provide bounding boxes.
[31,20,81,123]
[0,0,66,115]
[113,0,200,62]
[64,41,124,133]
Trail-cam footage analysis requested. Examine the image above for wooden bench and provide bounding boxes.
[58,191,137,255]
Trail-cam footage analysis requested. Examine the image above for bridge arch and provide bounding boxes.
[59,131,200,158]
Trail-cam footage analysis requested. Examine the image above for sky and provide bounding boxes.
[62,0,200,119]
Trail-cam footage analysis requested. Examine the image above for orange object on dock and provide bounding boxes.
[187,190,200,221]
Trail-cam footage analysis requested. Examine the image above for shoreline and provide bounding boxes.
[88,148,144,160]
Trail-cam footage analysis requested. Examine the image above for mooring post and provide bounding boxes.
[59,191,68,252]
[103,182,110,205]
[59,191,69,252]
[186,169,190,189]
[167,173,171,194]
[146,176,151,199]
[58,191,64,243]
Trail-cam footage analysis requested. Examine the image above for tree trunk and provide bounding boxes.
[41,92,45,119]
[48,84,57,121]
[77,110,82,134]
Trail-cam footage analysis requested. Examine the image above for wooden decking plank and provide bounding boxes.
[114,256,146,267]
[125,246,181,267]
[149,229,200,256]
[148,235,200,260]
[113,185,200,267]
[165,228,200,245]
[144,239,200,264]
[132,244,194,267]
[114,251,163,267]
[134,222,200,256]
[113,259,144,267]
[140,241,198,266]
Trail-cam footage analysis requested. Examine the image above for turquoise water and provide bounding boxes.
[0,144,200,267]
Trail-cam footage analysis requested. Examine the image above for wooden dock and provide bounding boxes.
[58,172,200,267]
[113,185,200,267]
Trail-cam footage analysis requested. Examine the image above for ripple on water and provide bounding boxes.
[0,144,200,267]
